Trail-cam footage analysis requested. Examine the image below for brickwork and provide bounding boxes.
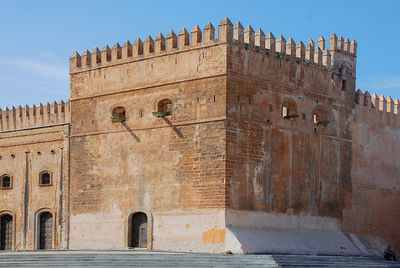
[69,75,226,214]
[225,74,352,218]
[0,17,399,254]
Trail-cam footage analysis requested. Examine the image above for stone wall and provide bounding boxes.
[69,38,228,250]
[0,125,69,250]
[224,34,354,223]
[344,95,400,252]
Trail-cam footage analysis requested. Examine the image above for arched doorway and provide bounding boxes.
[39,212,53,249]
[0,214,13,250]
[130,212,147,248]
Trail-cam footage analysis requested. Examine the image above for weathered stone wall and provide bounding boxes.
[69,40,228,250]
[70,40,227,100]
[0,125,70,250]
[225,38,354,227]
[345,99,400,252]
[66,19,369,252]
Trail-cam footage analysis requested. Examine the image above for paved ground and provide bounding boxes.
[0,251,399,267]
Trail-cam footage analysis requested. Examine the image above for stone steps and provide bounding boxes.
[0,253,277,268]
[0,252,399,267]
[272,254,400,267]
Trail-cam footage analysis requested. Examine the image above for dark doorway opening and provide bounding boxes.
[0,214,13,250]
[39,212,53,249]
[130,212,147,248]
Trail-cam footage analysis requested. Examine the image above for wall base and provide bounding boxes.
[225,226,371,256]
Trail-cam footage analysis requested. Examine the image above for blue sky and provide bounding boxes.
[0,0,399,108]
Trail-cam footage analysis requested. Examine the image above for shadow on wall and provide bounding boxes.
[163,117,184,138]
[120,117,183,142]
[121,122,141,143]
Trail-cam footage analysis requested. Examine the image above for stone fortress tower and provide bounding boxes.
[0,18,399,255]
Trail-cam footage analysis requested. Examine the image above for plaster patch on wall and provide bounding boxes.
[202,228,225,244]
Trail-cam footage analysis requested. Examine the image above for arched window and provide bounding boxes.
[39,171,52,186]
[152,99,172,117]
[111,106,126,122]
[158,99,172,114]
[0,175,12,189]
[313,108,330,124]
[282,100,298,120]
[158,99,172,115]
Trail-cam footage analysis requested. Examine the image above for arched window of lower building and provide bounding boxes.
[39,171,52,186]
[0,214,13,250]
[38,212,53,250]
[129,212,148,248]
[0,175,12,189]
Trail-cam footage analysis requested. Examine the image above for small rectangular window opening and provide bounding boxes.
[1,176,11,189]
[282,104,298,120]
[269,104,273,112]
[40,173,51,186]
[154,99,172,117]
[111,107,126,122]
[282,106,288,117]
[313,112,330,124]
[341,80,346,91]
[164,103,172,113]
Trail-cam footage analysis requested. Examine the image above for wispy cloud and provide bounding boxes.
[357,75,400,99]
[358,75,400,90]
[37,51,64,62]
[0,57,69,108]
[380,79,400,90]
[0,58,68,80]
[0,76,64,87]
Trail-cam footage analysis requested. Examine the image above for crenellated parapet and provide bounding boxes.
[354,89,399,122]
[0,101,71,132]
[70,20,223,73]
[70,17,356,74]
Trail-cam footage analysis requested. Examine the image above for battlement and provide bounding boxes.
[354,89,399,120]
[0,101,71,132]
[69,17,357,73]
